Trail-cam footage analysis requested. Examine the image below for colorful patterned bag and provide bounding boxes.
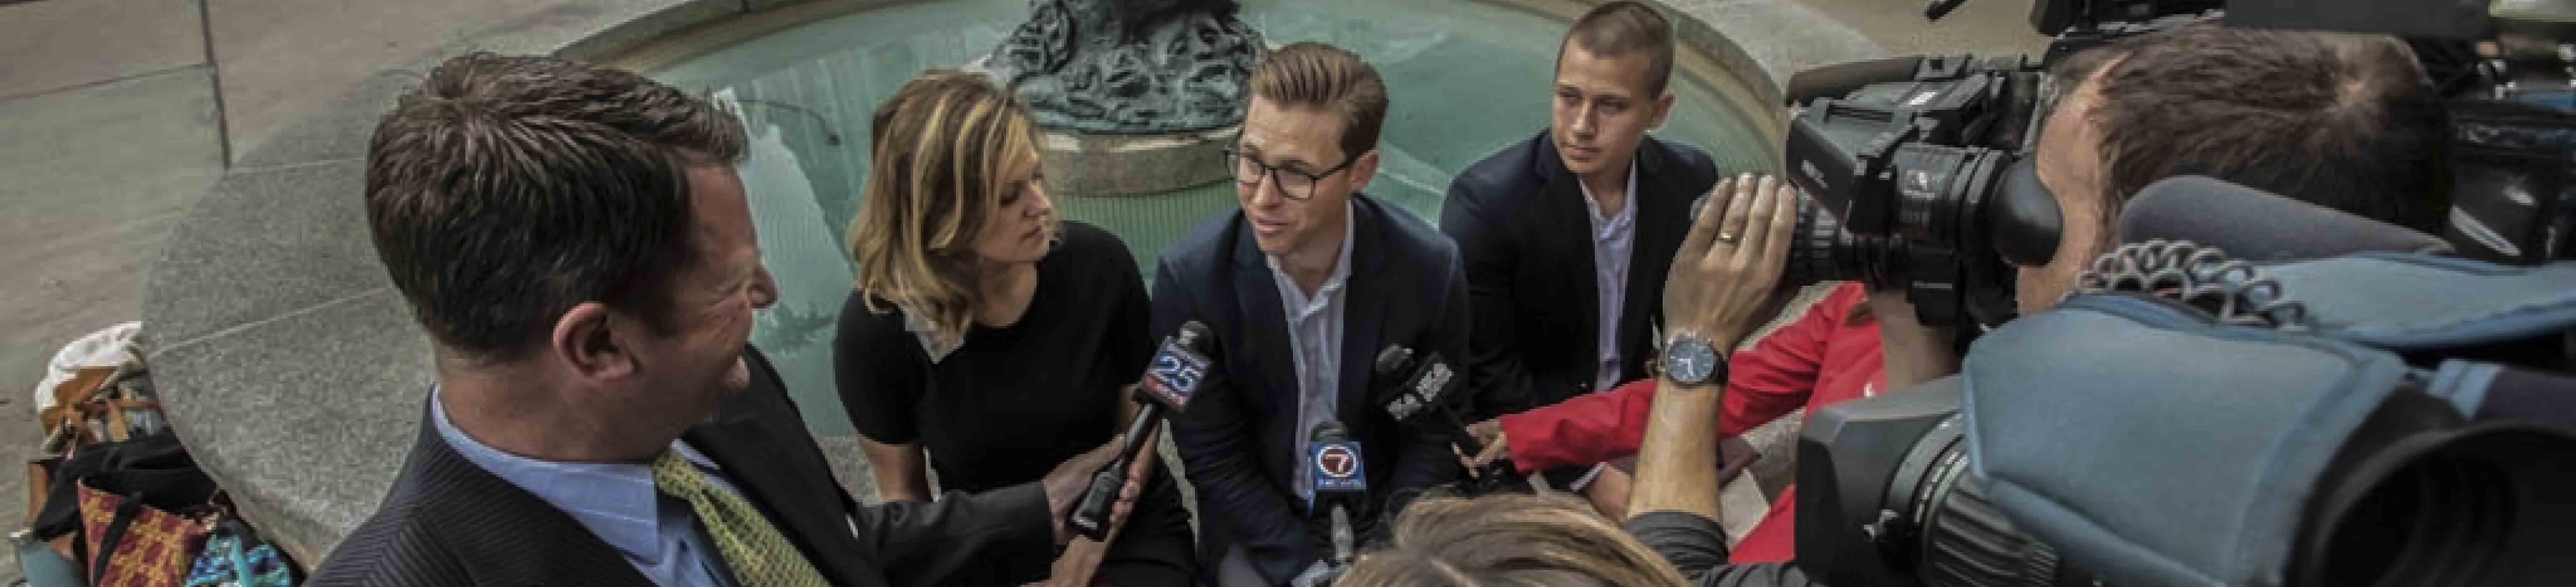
[76,481,211,586]
[182,518,294,587]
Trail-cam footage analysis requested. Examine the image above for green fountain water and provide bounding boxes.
[648,0,1775,433]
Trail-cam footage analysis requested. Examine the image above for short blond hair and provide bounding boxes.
[1338,493,1693,587]
[847,70,1048,345]
[1562,1,1675,95]
[1248,42,1387,161]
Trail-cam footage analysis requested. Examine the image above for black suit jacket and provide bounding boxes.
[309,347,1057,587]
[1151,193,1469,584]
[1441,129,1723,416]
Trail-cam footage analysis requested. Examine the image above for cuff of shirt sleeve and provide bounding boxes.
[1496,411,1549,475]
[989,482,1063,579]
[1622,510,1734,577]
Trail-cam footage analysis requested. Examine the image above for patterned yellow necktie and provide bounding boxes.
[650,451,831,586]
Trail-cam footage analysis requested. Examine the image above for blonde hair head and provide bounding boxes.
[848,70,1048,346]
[1338,493,1694,587]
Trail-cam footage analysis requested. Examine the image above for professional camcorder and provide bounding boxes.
[1775,0,2576,328]
[1782,1,2576,586]
[1774,50,2060,328]
[1794,208,2576,586]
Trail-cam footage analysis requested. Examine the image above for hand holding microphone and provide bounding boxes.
[1066,321,1218,540]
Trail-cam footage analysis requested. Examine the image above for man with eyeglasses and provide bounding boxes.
[1149,42,1469,586]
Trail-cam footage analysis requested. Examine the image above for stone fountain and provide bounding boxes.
[138,0,1861,569]
[973,0,1267,195]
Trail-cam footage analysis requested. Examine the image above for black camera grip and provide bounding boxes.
[1067,463,1127,540]
[1068,401,1166,540]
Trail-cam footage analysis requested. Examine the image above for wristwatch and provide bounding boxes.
[1660,334,1725,388]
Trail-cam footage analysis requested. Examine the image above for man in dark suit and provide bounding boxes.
[312,53,1136,586]
[1151,42,1467,585]
[1441,1,1722,516]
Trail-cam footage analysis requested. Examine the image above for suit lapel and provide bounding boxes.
[1336,198,1388,427]
[1533,134,1602,382]
[1230,222,1303,431]
[406,413,647,586]
[685,349,875,586]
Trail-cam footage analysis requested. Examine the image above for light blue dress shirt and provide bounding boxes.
[1268,201,1357,509]
[431,387,745,587]
[1577,161,1639,393]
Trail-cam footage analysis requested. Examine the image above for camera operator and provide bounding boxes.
[1878,24,2452,388]
[1466,22,2456,575]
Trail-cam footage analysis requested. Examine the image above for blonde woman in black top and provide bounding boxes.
[836,71,1195,585]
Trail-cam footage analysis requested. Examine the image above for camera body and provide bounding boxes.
[1796,376,2083,587]
[1782,0,2576,585]
[1780,54,2056,327]
[1782,0,2576,330]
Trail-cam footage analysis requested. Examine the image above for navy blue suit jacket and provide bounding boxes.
[1442,129,1722,416]
[1150,193,1470,584]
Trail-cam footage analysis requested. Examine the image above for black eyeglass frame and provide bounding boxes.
[1222,144,1359,201]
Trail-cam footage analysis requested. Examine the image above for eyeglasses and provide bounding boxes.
[1224,145,1356,201]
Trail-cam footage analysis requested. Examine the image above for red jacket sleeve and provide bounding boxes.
[1497,378,1659,472]
[1497,283,1864,473]
[1721,284,1863,435]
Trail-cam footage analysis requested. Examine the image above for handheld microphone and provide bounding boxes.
[1371,346,1480,457]
[1309,422,1367,574]
[2119,176,2454,261]
[1068,321,1217,540]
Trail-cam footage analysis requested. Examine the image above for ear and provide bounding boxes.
[1650,90,1676,130]
[550,302,637,382]
[1348,149,1381,192]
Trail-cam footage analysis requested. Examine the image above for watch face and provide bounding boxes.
[1666,338,1716,384]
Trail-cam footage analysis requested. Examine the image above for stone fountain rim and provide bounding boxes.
[138,0,1850,568]
[594,0,1795,147]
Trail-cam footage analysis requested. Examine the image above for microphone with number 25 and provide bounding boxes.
[1068,321,1219,539]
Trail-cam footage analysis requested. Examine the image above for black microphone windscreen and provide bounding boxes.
[1374,346,1413,378]
[2118,176,2452,261]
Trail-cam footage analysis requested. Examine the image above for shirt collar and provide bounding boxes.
[1265,200,1358,316]
[1577,160,1640,240]
[430,385,719,559]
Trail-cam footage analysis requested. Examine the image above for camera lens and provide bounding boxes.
[1781,197,1854,287]
[2301,424,2576,587]
[1782,144,2010,296]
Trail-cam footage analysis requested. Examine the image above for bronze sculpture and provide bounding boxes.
[984,0,1267,133]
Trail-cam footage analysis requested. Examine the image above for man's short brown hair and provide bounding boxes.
[1248,42,1388,162]
[2071,26,2450,234]
[1560,1,1676,96]
[365,53,746,361]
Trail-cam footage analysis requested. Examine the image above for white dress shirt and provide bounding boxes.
[1267,201,1357,509]
[1577,162,1639,392]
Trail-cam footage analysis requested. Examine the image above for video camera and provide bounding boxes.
[1782,1,2576,586]
[1776,0,2576,328]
